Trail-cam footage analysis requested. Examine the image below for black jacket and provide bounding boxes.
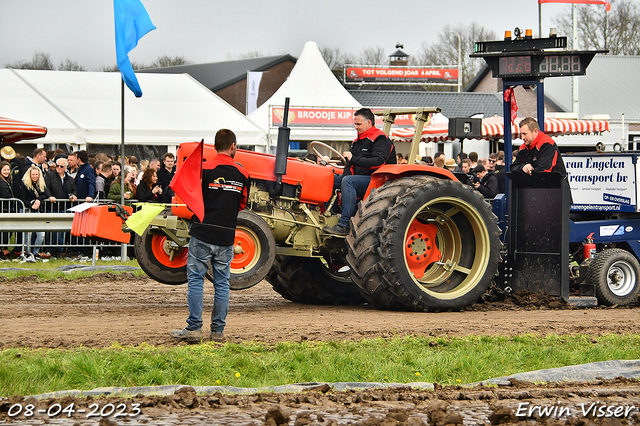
[190,153,250,246]
[136,182,161,202]
[344,128,397,176]
[45,170,78,199]
[511,131,567,177]
[157,167,175,202]
[19,181,51,212]
[0,177,13,213]
[476,172,498,198]
[494,164,506,194]
[9,158,25,196]
[0,177,12,199]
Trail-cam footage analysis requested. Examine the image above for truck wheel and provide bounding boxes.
[349,176,502,311]
[207,211,276,290]
[587,248,640,306]
[135,226,188,285]
[267,255,365,305]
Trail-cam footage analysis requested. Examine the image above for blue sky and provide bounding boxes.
[0,0,612,70]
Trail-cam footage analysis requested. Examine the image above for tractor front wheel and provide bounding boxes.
[207,211,276,290]
[135,226,188,285]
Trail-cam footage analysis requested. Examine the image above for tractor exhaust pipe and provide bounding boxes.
[274,97,291,185]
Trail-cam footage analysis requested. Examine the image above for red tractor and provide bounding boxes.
[83,108,502,311]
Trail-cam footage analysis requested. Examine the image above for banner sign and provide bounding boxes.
[345,66,458,84]
[565,154,637,212]
[270,107,430,128]
[246,71,264,114]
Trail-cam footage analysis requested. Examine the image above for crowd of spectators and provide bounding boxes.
[0,146,177,260]
[396,150,506,199]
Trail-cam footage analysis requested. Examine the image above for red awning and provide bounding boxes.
[390,116,610,142]
[0,116,48,144]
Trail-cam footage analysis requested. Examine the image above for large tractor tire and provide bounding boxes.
[587,248,640,306]
[347,176,502,311]
[135,226,188,285]
[345,181,412,310]
[267,254,365,305]
[207,211,276,290]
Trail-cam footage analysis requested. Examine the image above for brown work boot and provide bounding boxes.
[170,328,203,343]
[210,332,226,343]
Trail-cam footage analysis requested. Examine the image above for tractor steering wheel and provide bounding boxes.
[310,141,347,169]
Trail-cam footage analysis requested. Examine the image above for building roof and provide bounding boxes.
[139,55,297,92]
[389,49,409,58]
[348,90,503,118]
[543,55,640,122]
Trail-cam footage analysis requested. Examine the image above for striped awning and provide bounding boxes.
[0,116,48,144]
[390,116,610,142]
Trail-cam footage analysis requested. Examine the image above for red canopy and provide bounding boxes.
[0,116,48,144]
[390,116,610,142]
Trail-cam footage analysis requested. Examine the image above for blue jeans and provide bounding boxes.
[186,236,233,333]
[338,174,371,228]
[28,232,45,255]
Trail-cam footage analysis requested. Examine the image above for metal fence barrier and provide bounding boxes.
[0,198,142,259]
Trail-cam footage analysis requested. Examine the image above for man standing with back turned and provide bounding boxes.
[323,108,396,235]
[171,129,250,343]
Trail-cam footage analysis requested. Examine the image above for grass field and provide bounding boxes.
[2,334,639,397]
[0,258,144,280]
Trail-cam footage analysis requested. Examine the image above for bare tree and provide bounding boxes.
[58,59,85,71]
[320,46,357,70]
[99,64,120,72]
[414,22,496,88]
[148,55,193,68]
[358,46,388,65]
[553,0,640,54]
[226,50,269,60]
[6,52,54,70]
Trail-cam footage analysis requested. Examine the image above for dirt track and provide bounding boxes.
[2,272,640,425]
[1,272,639,349]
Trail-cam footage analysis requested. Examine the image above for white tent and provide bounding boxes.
[0,69,267,149]
[247,41,362,146]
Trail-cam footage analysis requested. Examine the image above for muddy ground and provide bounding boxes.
[1,273,639,425]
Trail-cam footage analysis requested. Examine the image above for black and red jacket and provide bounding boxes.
[344,127,397,176]
[190,153,250,246]
[512,131,566,177]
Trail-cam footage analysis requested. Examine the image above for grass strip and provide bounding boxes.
[1,334,639,397]
[0,258,144,279]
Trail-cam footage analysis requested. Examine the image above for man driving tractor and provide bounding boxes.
[323,108,397,236]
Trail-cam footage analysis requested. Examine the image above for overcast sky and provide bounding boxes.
[0,0,605,71]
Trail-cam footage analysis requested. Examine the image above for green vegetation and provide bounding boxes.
[0,258,144,280]
[1,334,639,397]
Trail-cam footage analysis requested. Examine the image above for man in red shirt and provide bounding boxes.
[511,117,567,177]
[171,129,250,343]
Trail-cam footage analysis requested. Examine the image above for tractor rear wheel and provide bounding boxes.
[267,255,365,305]
[587,248,640,306]
[207,211,276,290]
[347,176,502,311]
[135,226,188,285]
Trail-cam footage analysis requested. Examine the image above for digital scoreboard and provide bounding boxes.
[470,35,606,79]
[485,52,589,78]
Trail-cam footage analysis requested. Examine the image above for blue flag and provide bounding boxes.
[114,0,156,97]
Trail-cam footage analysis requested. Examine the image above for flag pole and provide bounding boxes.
[539,2,543,38]
[120,78,128,261]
